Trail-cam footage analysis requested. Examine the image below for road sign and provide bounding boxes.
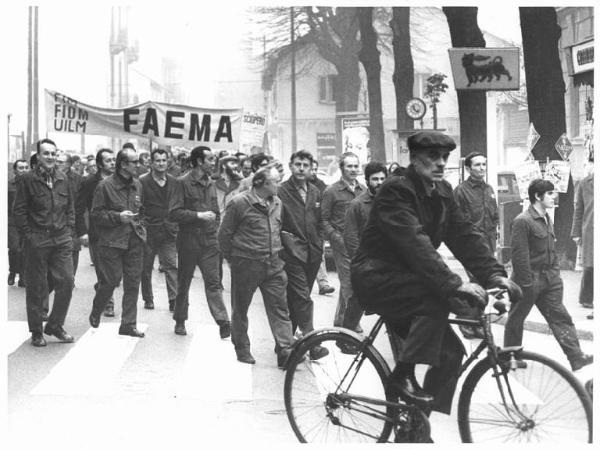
[448,47,520,91]
[526,123,540,152]
[554,133,574,160]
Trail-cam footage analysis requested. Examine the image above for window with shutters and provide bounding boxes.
[318,75,337,104]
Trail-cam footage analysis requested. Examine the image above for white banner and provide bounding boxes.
[239,112,266,154]
[45,89,243,150]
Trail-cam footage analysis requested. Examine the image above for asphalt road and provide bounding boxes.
[6,248,594,448]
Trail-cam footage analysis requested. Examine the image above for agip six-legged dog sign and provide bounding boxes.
[448,47,520,91]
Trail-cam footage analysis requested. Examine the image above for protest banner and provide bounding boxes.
[239,112,266,154]
[513,159,542,200]
[543,160,571,193]
[45,89,243,150]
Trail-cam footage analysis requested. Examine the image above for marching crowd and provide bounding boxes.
[7,130,593,394]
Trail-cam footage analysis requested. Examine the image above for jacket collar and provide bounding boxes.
[112,171,135,190]
[405,165,451,198]
[526,204,550,223]
[34,165,65,182]
[189,168,210,186]
[466,176,486,187]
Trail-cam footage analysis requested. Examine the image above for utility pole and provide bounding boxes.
[33,6,39,144]
[290,7,297,153]
[7,113,11,159]
[26,6,32,154]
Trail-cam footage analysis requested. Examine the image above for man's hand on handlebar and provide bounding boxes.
[453,283,487,309]
[487,276,523,303]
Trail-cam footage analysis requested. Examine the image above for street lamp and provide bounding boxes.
[7,113,11,158]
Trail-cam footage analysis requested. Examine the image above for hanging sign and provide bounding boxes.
[554,133,574,161]
[543,160,571,193]
[526,123,540,152]
[448,47,520,91]
[513,159,542,200]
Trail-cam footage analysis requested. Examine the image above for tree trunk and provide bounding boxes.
[332,56,361,113]
[357,7,386,163]
[520,7,576,265]
[443,7,487,157]
[390,7,414,131]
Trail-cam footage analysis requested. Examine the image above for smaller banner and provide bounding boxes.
[543,160,571,193]
[448,47,520,91]
[554,133,574,161]
[239,112,266,154]
[45,89,243,150]
[513,160,542,200]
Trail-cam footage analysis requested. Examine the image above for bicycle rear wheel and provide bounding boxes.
[458,350,593,443]
[284,330,394,443]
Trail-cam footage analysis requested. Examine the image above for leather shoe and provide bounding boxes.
[8,272,15,286]
[218,321,231,339]
[18,278,26,287]
[31,332,47,347]
[571,353,593,371]
[89,312,100,328]
[144,300,155,310]
[580,302,593,309]
[309,345,329,361]
[387,374,434,405]
[336,340,359,355]
[174,321,187,336]
[237,351,256,364]
[118,325,145,338]
[318,285,335,295]
[44,325,75,343]
[104,304,115,317]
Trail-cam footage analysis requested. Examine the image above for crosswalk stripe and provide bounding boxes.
[6,321,33,355]
[30,323,148,396]
[176,323,253,401]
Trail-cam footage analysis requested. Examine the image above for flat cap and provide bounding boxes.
[407,131,456,152]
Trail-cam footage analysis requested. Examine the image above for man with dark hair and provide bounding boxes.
[218,166,296,367]
[454,152,499,254]
[122,142,136,151]
[169,145,230,338]
[8,159,29,287]
[240,157,253,179]
[88,147,146,338]
[139,148,179,311]
[505,179,592,371]
[278,150,328,360]
[76,148,117,317]
[71,154,84,176]
[137,151,151,176]
[342,160,388,332]
[239,152,273,192]
[352,131,518,411]
[322,152,366,329]
[13,138,76,347]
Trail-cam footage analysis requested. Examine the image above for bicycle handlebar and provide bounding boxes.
[485,288,509,315]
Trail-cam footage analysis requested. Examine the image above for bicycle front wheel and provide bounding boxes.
[284,330,394,443]
[458,350,593,443]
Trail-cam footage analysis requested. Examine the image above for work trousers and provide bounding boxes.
[8,248,24,276]
[504,269,583,364]
[24,240,74,334]
[173,245,229,323]
[91,241,114,309]
[331,246,354,327]
[92,235,143,327]
[284,257,320,335]
[230,255,294,355]
[315,253,330,289]
[141,236,178,304]
[579,266,593,306]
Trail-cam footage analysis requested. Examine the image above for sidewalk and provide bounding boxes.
[439,245,594,341]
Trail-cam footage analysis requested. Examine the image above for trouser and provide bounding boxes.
[284,257,320,335]
[230,255,294,355]
[579,266,593,306]
[24,240,74,334]
[504,269,583,363]
[173,245,229,323]
[315,252,330,289]
[91,235,143,327]
[8,248,24,276]
[91,241,114,309]
[141,236,178,304]
[331,246,354,327]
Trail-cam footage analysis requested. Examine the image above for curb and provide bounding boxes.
[496,316,594,341]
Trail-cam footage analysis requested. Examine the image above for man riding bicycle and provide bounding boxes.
[351,131,521,414]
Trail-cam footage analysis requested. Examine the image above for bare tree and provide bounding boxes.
[520,7,575,265]
[442,7,487,157]
[389,7,415,132]
[357,7,385,162]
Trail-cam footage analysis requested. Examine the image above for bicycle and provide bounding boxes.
[284,289,593,443]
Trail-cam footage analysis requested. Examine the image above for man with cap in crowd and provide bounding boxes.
[351,130,520,414]
[8,159,29,287]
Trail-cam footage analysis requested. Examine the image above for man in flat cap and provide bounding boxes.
[351,130,520,415]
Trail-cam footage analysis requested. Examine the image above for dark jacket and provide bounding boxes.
[65,169,84,251]
[321,178,366,252]
[139,172,179,241]
[169,170,220,250]
[343,190,374,260]
[351,165,505,317]
[453,176,499,236]
[91,172,146,249]
[308,176,327,194]
[75,171,104,241]
[571,173,593,267]
[13,166,74,248]
[218,188,283,261]
[510,205,559,288]
[278,178,323,264]
[8,176,21,249]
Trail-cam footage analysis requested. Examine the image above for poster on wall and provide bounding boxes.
[513,159,542,200]
[543,160,571,193]
[239,112,266,154]
[339,114,370,168]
